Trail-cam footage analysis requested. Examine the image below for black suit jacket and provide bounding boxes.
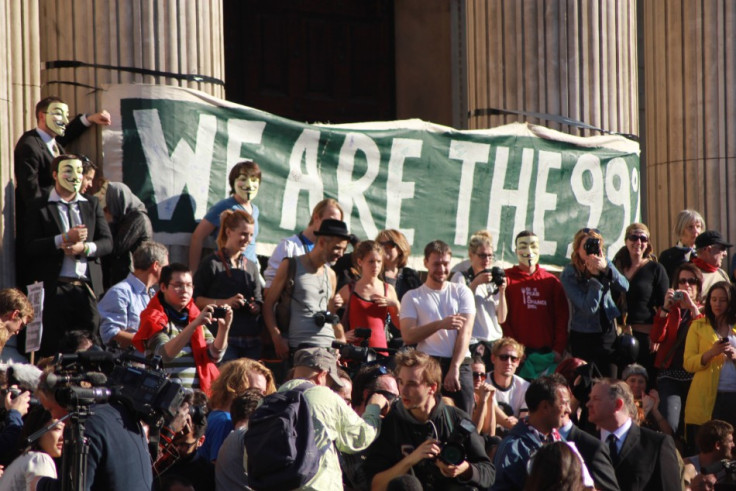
[24,192,113,297]
[566,424,620,491]
[14,116,88,209]
[607,423,681,491]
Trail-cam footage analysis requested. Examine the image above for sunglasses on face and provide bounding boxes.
[379,241,398,249]
[498,354,520,362]
[472,371,486,379]
[678,277,698,285]
[627,234,649,243]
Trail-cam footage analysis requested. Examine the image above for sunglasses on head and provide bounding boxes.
[627,234,649,243]
[498,354,520,362]
[678,277,698,285]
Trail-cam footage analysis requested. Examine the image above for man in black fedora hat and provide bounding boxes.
[264,219,351,360]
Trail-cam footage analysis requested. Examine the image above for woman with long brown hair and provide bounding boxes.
[560,228,629,377]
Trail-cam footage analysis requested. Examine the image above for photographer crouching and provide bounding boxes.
[363,349,494,490]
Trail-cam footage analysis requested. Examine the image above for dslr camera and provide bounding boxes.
[314,310,340,328]
[481,266,506,295]
[438,418,476,465]
[584,237,601,256]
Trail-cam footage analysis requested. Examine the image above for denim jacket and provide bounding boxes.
[560,260,629,334]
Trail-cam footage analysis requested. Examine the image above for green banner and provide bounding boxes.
[102,84,640,267]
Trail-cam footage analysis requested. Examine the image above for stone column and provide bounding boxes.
[0,0,41,286]
[643,0,736,252]
[463,0,638,137]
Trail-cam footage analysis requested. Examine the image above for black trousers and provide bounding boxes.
[434,356,474,415]
[39,281,99,357]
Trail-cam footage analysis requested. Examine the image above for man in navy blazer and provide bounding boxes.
[24,154,112,356]
[587,378,681,491]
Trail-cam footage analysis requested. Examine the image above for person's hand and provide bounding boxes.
[641,392,656,416]
[443,366,461,392]
[470,271,493,292]
[441,315,464,332]
[502,415,518,428]
[67,225,88,243]
[246,298,261,315]
[87,110,112,126]
[273,334,290,360]
[370,293,398,309]
[366,392,389,412]
[168,401,191,434]
[220,304,234,330]
[585,254,607,274]
[709,338,732,358]
[406,439,441,467]
[436,458,470,479]
[344,330,359,343]
[663,289,676,310]
[497,276,507,293]
[64,242,86,256]
[475,381,495,402]
[227,293,246,310]
[5,388,30,416]
[195,305,215,327]
[329,292,344,312]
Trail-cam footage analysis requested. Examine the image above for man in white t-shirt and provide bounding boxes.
[401,240,476,413]
[488,337,530,434]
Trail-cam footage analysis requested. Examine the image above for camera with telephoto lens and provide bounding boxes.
[331,339,377,364]
[438,418,477,465]
[314,310,340,328]
[701,459,736,487]
[584,237,601,256]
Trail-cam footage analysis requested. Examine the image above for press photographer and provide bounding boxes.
[34,350,187,491]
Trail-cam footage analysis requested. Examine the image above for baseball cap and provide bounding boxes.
[293,347,344,387]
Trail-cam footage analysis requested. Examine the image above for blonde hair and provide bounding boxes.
[208,358,276,409]
[309,198,344,226]
[468,230,493,256]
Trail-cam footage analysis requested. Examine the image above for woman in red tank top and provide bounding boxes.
[336,240,400,350]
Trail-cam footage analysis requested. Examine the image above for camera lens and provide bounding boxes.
[438,443,465,466]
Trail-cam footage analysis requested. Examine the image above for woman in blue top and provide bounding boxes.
[189,160,261,272]
[561,228,629,377]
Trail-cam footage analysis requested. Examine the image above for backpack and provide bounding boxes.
[274,256,297,334]
[244,382,327,491]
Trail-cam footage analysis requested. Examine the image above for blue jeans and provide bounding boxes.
[656,376,691,436]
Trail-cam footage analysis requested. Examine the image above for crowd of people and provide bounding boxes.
[1,96,735,490]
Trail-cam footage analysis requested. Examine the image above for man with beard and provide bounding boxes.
[264,219,351,360]
[502,230,569,361]
[24,154,112,356]
[400,240,476,413]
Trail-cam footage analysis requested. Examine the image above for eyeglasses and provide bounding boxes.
[678,277,699,285]
[475,253,495,260]
[472,371,486,379]
[379,241,397,249]
[169,282,193,291]
[627,234,649,243]
[498,354,520,362]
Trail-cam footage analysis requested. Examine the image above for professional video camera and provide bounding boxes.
[438,418,477,465]
[701,459,736,489]
[49,349,186,423]
[332,328,378,364]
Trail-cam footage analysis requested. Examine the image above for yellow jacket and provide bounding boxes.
[683,317,736,425]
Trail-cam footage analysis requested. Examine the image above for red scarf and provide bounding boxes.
[692,256,719,273]
[132,294,219,395]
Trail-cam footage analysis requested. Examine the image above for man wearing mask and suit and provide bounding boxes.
[24,154,112,356]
